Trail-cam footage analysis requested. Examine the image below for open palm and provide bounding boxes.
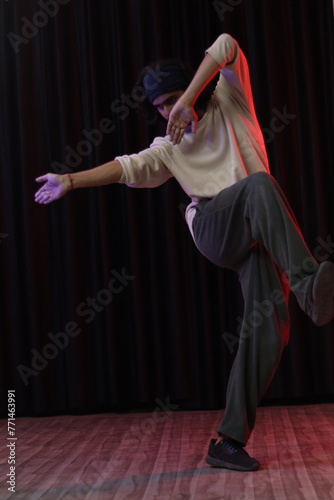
[167,100,198,145]
[35,173,68,204]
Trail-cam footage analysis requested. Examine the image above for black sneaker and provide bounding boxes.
[205,438,259,472]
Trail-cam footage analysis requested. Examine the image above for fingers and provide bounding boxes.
[35,193,55,205]
[167,115,188,138]
[34,173,59,204]
[168,118,198,145]
[35,175,48,183]
[170,131,182,145]
[166,120,178,137]
[167,117,188,144]
[35,188,53,204]
[169,126,186,145]
[34,181,56,204]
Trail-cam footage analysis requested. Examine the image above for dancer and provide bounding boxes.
[35,33,334,471]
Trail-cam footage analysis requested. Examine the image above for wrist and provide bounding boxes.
[65,173,74,192]
[178,93,196,107]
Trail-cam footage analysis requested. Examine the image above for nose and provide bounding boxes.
[163,104,173,118]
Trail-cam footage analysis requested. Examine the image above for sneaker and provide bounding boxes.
[205,438,259,472]
[307,261,334,326]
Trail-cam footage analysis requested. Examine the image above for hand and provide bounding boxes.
[35,173,71,204]
[166,99,198,145]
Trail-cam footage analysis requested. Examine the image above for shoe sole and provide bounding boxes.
[312,262,334,326]
[205,455,259,472]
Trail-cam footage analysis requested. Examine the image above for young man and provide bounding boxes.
[35,34,334,472]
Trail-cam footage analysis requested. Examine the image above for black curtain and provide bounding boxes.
[1,0,333,417]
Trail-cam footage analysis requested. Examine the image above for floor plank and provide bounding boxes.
[1,404,334,499]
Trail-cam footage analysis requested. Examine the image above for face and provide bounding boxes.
[152,90,184,120]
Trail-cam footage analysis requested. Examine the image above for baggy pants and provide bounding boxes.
[192,172,318,445]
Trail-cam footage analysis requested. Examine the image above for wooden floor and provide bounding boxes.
[1,404,334,499]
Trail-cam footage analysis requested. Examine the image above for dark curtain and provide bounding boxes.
[1,0,333,417]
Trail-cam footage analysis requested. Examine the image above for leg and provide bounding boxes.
[192,173,334,470]
[218,244,290,445]
[192,172,334,326]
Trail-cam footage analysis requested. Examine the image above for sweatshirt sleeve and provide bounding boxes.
[116,141,174,188]
[206,33,239,69]
[206,33,254,106]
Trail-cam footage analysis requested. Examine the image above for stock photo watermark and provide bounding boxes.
[212,0,244,21]
[263,106,297,144]
[17,267,135,386]
[7,0,72,54]
[222,234,334,353]
[7,390,16,493]
[51,65,170,175]
[70,396,180,499]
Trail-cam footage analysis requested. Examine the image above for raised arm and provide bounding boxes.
[167,33,239,145]
[167,53,220,144]
[34,159,123,204]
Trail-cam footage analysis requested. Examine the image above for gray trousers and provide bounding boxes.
[192,172,318,445]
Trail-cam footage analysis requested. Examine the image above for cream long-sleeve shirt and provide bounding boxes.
[116,33,269,236]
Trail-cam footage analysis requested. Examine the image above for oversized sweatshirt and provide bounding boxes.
[116,33,269,236]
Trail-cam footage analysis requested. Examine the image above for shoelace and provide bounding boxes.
[221,441,239,454]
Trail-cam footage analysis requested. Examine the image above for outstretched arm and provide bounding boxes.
[35,160,123,204]
[167,53,220,145]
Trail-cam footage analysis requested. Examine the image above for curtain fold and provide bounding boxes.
[1,0,333,417]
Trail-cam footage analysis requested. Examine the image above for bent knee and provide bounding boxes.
[247,171,273,185]
[246,171,278,194]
